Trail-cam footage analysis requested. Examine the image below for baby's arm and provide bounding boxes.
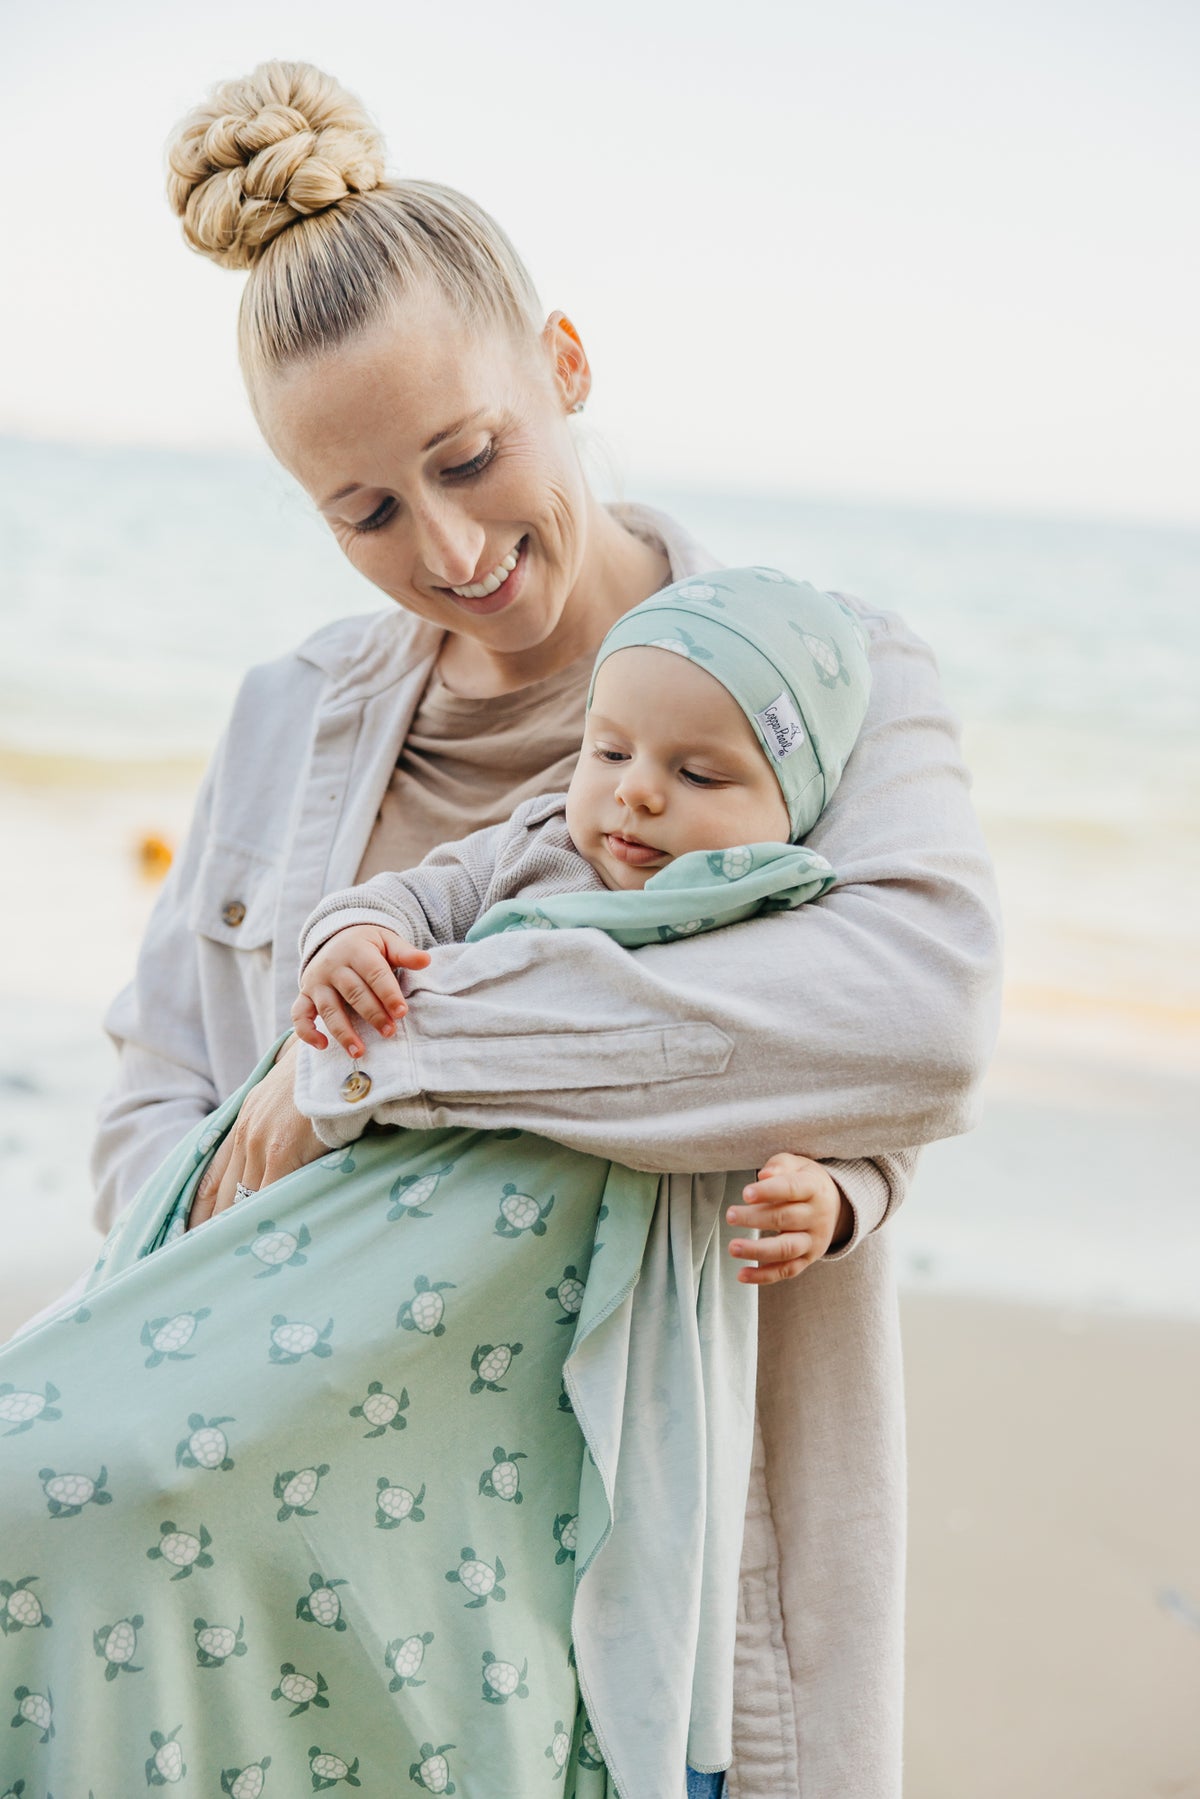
[292,812,530,1059]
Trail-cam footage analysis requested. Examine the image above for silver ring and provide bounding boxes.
[234,1182,257,1204]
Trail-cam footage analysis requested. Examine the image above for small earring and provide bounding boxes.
[571,401,585,414]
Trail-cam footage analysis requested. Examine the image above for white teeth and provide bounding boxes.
[450,544,522,599]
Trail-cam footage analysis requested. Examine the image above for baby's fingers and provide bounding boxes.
[290,992,329,1050]
[303,985,367,1058]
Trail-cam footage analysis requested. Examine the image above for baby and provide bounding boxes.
[292,565,872,1276]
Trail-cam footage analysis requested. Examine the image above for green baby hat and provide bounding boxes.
[590,566,872,840]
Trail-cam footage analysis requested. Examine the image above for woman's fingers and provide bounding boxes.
[187,1129,234,1230]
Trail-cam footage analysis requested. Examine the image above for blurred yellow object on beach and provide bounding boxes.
[137,833,174,881]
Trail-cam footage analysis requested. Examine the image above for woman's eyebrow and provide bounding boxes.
[422,408,487,452]
[320,410,490,508]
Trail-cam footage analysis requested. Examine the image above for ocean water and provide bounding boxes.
[3,434,1197,1012]
[1,436,1198,1321]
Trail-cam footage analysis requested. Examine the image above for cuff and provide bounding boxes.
[292,1023,428,1144]
[299,906,430,973]
[818,1156,893,1263]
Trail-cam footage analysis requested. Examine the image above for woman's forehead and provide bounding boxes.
[255,298,530,487]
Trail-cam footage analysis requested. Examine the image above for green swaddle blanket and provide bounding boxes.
[0,843,830,1799]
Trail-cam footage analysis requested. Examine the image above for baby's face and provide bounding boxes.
[566,646,791,891]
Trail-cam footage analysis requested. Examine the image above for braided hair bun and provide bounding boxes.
[166,60,385,271]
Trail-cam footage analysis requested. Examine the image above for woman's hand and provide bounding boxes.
[186,1037,326,1230]
[726,1153,854,1284]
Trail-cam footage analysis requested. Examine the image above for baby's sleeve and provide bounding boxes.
[298,817,513,968]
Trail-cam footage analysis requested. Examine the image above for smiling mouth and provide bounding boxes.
[446,536,527,600]
[605,832,668,868]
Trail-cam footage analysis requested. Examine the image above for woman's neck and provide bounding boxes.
[436,498,672,698]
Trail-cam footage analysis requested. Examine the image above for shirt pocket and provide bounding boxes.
[187,837,282,951]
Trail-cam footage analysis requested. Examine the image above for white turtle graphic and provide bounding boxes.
[0,1577,51,1635]
[553,1512,579,1564]
[546,1267,585,1324]
[39,1464,111,1518]
[194,1614,247,1667]
[385,1630,433,1690]
[11,1686,54,1743]
[236,1219,312,1277]
[0,1382,61,1435]
[470,1341,523,1394]
[387,1163,453,1221]
[675,579,725,603]
[409,1742,456,1793]
[269,1315,333,1363]
[272,1662,329,1714]
[142,1309,211,1367]
[790,624,850,688]
[752,565,791,584]
[397,1275,455,1336]
[274,1463,329,1521]
[495,1182,555,1238]
[220,1758,271,1798]
[707,845,754,881]
[318,1144,357,1173]
[445,1547,506,1608]
[479,1446,526,1503]
[579,1723,606,1769]
[375,1477,426,1528]
[94,1613,142,1678]
[297,1573,348,1631]
[481,1651,528,1704]
[147,1520,214,1580]
[308,1747,361,1789]
[146,1725,186,1784]
[649,628,714,662]
[349,1381,409,1438]
[546,1721,571,1778]
[176,1413,235,1471]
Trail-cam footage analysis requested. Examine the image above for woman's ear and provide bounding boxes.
[543,309,592,413]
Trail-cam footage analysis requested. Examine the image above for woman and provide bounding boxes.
[88,60,1000,1798]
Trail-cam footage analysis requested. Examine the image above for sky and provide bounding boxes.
[2,0,1197,523]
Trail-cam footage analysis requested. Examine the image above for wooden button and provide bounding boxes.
[340,1069,372,1104]
[221,900,247,928]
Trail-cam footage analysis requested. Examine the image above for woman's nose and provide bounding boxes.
[410,496,486,589]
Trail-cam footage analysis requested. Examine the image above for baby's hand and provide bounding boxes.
[291,926,431,1059]
[725,1153,851,1284]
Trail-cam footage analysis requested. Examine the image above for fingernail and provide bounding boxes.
[382,1024,393,1036]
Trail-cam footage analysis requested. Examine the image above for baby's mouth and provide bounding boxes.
[604,831,667,868]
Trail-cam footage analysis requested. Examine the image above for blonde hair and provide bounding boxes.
[166,60,543,380]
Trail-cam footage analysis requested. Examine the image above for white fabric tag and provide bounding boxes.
[754,692,806,761]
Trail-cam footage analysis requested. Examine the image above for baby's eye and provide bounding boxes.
[592,747,628,764]
[681,769,722,787]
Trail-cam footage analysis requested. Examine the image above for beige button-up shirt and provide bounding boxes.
[92,504,1002,1796]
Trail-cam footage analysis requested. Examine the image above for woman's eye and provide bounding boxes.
[445,442,496,481]
[351,498,396,534]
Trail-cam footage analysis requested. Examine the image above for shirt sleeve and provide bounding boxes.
[293,608,1004,1172]
[821,1149,920,1259]
[90,746,225,1232]
[299,818,513,965]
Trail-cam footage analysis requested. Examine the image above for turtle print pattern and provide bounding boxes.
[0,1064,661,1795]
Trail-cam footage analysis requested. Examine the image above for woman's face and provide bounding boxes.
[255,290,591,656]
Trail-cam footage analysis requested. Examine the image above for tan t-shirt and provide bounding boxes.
[354,648,595,882]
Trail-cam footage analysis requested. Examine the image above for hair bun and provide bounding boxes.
[167,60,386,271]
